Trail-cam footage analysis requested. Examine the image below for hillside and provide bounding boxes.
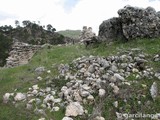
[0,38,160,120]
[1,5,160,120]
[0,21,72,67]
[58,30,81,39]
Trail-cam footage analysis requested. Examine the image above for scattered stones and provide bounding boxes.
[38,118,45,120]
[65,102,84,117]
[98,89,106,97]
[150,82,158,101]
[37,76,43,81]
[155,72,160,80]
[32,84,39,90]
[35,67,45,75]
[114,73,125,81]
[3,93,13,103]
[113,101,118,108]
[3,49,159,119]
[14,93,26,101]
[153,54,160,61]
[93,116,105,120]
[62,117,73,120]
[26,103,33,110]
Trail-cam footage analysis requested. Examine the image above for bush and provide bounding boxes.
[0,33,12,66]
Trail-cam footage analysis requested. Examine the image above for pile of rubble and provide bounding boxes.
[5,42,41,67]
[3,49,160,120]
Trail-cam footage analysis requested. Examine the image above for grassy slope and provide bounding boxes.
[58,30,81,39]
[0,38,160,120]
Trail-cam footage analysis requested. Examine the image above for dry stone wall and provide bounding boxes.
[99,5,160,41]
[5,42,41,67]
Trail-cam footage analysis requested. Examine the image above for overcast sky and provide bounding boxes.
[0,0,160,34]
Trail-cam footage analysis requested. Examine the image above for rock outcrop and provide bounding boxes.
[5,42,41,67]
[79,26,96,42]
[99,5,160,41]
[99,17,124,41]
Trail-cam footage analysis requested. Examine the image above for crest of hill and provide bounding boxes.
[58,29,81,39]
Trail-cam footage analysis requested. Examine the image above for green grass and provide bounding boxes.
[0,38,160,120]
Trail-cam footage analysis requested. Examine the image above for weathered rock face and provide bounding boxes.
[99,5,160,41]
[119,6,160,39]
[99,17,124,41]
[5,42,41,67]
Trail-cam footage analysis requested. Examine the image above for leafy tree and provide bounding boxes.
[0,33,12,66]
[15,20,20,27]
[22,20,31,27]
[47,24,53,32]
[52,28,56,33]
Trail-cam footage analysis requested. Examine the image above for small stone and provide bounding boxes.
[52,106,60,111]
[37,76,43,81]
[32,84,39,90]
[45,87,51,92]
[14,93,26,101]
[65,102,84,117]
[155,72,160,80]
[28,99,35,104]
[47,70,51,73]
[110,83,119,95]
[110,65,118,72]
[62,117,73,120]
[132,68,139,73]
[73,92,82,102]
[113,85,119,94]
[150,82,158,101]
[51,91,56,95]
[26,103,33,110]
[114,73,125,81]
[113,101,118,108]
[93,116,105,120]
[98,89,106,97]
[87,95,94,101]
[80,91,90,97]
[34,108,45,115]
[38,118,45,120]
[82,84,91,90]
[141,84,147,88]
[88,65,95,73]
[35,67,45,74]
[32,89,38,95]
[138,101,141,104]
[54,98,62,103]
[80,68,86,73]
[3,93,12,103]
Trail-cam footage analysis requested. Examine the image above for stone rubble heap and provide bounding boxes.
[3,49,160,120]
[5,42,41,67]
[99,5,160,41]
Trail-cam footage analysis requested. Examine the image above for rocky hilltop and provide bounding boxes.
[99,5,160,41]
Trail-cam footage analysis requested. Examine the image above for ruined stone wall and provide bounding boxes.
[5,42,41,67]
[99,5,160,41]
